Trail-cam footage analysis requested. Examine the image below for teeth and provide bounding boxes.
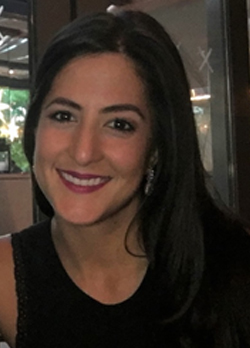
[61,172,106,186]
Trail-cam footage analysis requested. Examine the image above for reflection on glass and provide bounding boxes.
[0,88,29,172]
[110,0,213,173]
[0,10,29,80]
[0,137,10,173]
[247,0,250,73]
[0,5,29,173]
[191,90,212,173]
[150,1,212,173]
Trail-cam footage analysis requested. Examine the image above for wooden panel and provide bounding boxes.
[0,173,33,235]
[32,0,71,61]
[76,0,111,14]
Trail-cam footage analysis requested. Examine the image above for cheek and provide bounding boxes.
[34,127,64,163]
[34,133,54,172]
[107,137,150,177]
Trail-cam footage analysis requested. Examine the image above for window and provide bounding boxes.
[110,0,233,206]
[0,2,29,173]
[0,87,29,171]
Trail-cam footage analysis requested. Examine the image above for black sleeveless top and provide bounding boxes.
[11,220,173,348]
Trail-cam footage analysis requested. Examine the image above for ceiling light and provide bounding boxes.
[191,94,211,101]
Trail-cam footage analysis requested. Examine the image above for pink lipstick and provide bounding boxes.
[57,169,111,194]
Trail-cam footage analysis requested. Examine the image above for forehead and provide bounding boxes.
[42,53,151,117]
[52,53,144,92]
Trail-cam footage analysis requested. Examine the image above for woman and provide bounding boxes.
[0,10,250,348]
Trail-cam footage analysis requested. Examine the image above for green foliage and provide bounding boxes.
[0,88,30,172]
[2,88,29,108]
[10,138,30,172]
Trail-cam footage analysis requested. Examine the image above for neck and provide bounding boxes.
[51,201,146,269]
[51,214,148,304]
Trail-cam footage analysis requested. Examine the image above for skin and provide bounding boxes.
[0,53,155,346]
[0,235,16,347]
[34,53,153,228]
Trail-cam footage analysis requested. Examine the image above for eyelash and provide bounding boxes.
[47,112,136,133]
[107,118,135,132]
[49,111,74,123]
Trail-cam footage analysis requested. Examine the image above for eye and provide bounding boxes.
[49,111,74,123]
[107,118,135,132]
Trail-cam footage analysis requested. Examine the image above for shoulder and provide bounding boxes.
[206,216,250,270]
[206,218,250,295]
[0,219,50,346]
[199,222,250,346]
[214,263,250,346]
[0,234,14,289]
[11,218,51,257]
[0,235,17,346]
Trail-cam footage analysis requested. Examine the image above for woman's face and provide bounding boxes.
[34,53,153,226]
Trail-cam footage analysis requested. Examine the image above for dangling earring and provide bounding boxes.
[144,168,155,196]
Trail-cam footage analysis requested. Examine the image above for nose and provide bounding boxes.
[68,122,103,166]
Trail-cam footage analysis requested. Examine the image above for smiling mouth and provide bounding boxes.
[59,171,110,187]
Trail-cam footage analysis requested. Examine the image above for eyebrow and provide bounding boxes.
[101,104,145,120]
[44,97,82,111]
[44,97,145,119]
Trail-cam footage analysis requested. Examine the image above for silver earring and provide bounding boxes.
[144,168,155,195]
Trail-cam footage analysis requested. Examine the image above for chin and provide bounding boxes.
[55,212,97,227]
[54,205,108,226]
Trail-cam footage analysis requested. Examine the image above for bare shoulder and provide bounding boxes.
[0,235,17,347]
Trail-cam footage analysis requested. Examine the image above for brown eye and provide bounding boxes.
[108,118,135,132]
[50,111,74,122]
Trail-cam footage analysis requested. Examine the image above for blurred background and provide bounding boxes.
[0,0,249,238]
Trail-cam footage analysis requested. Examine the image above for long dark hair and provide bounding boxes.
[23,10,236,326]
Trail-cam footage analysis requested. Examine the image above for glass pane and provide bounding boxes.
[247,0,250,57]
[0,4,29,173]
[109,0,212,173]
[151,1,212,173]
[0,87,29,172]
[0,7,29,80]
